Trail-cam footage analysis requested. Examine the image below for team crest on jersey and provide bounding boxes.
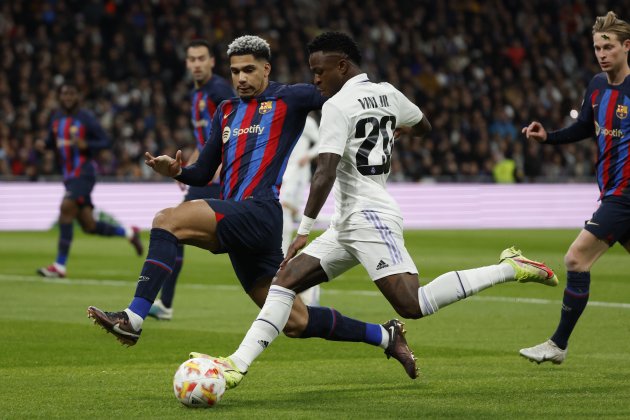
[222,126,231,143]
[258,101,273,114]
[198,99,206,112]
[69,125,79,139]
[616,104,628,119]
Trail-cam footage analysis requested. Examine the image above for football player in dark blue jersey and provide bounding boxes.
[520,11,630,364]
[148,39,235,321]
[37,82,143,279]
[87,36,417,380]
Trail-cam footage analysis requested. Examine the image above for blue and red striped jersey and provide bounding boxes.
[45,109,110,179]
[578,73,630,200]
[177,81,326,201]
[190,75,235,151]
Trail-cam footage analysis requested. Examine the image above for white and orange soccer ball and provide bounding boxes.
[173,357,226,408]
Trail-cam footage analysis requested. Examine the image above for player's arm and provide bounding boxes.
[282,152,340,266]
[523,83,595,144]
[85,114,111,152]
[522,119,594,144]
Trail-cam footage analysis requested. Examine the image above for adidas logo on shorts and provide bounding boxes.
[376,260,389,270]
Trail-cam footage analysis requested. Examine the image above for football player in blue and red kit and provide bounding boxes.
[520,11,630,364]
[148,39,234,321]
[87,35,417,380]
[37,82,143,278]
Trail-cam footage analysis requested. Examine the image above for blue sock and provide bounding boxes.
[159,244,184,308]
[129,297,152,319]
[299,306,382,345]
[550,271,590,350]
[55,223,73,265]
[130,228,178,319]
[94,221,125,237]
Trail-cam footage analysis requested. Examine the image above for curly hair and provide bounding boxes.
[307,31,362,65]
[227,35,271,61]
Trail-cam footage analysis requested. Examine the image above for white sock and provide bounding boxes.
[418,264,514,316]
[124,308,143,330]
[124,226,134,239]
[230,285,296,372]
[53,262,66,272]
[378,325,389,349]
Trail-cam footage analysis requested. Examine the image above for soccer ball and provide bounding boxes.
[173,357,226,408]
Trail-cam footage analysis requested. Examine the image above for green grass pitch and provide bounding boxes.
[1,228,629,418]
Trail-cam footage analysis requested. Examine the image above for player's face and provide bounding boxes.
[59,85,79,112]
[229,55,270,98]
[593,32,630,73]
[186,46,215,85]
[309,51,345,98]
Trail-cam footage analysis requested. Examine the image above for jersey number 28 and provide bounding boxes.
[355,115,396,176]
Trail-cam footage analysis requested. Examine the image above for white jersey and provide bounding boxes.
[318,73,423,228]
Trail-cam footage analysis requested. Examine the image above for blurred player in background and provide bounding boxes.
[37,82,143,278]
[280,113,321,306]
[211,31,560,388]
[520,11,630,364]
[148,39,234,321]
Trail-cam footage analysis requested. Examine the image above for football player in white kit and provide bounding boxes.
[280,114,321,306]
[205,32,559,388]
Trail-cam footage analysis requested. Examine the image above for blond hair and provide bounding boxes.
[592,11,630,43]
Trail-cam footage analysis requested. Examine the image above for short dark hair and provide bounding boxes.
[185,39,213,56]
[307,31,362,65]
[227,35,271,61]
[58,80,78,94]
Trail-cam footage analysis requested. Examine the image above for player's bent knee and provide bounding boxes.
[152,207,176,230]
[392,303,422,320]
[564,249,586,271]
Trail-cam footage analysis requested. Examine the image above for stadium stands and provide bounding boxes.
[0,0,626,182]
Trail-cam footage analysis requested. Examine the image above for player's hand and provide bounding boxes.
[522,121,548,143]
[76,138,88,151]
[144,150,183,177]
[280,234,308,269]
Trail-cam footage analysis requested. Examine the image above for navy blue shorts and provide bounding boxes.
[205,198,283,291]
[64,176,95,208]
[584,197,630,246]
[185,183,221,201]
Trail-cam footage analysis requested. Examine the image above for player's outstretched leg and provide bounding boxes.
[188,353,246,389]
[382,319,419,379]
[519,340,567,364]
[87,228,179,345]
[416,246,558,317]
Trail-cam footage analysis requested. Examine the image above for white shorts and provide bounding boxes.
[302,211,418,281]
[280,166,310,209]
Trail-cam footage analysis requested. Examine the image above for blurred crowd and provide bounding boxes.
[1,0,628,183]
